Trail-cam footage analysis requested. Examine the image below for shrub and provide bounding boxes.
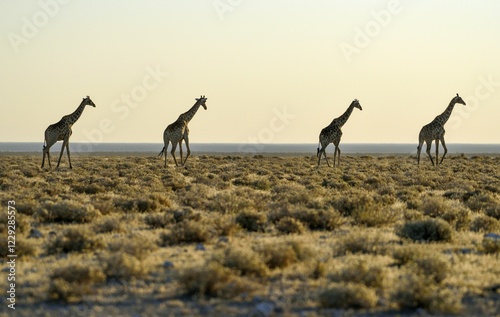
[331,260,385,288]
[465,192,498,212]
[420,196,449,217]
[178,261,258,298]
[159,220,212,246]
[397,219,453,242]
[332,191,375,217]
[144,212,174,229]
[336,232,387,256]
[485,205,500,220]
[275,217,306,234]
[470,215,500,233]
[36,200,100,223]
[319,283,378,309]
[48,263,105,302]
[411,256,450,283]
[46,227,103,255]
[393,272,462,314]
[352,204,398,227]
[258,240,314,269]
[216,246,269,277]
[294,208,343,231]
[94,218,126,233]
[235,210,267,232]
[392,245,427,267]
[480,234,500,254]
[108,233,157,260]
[100,252,148,280]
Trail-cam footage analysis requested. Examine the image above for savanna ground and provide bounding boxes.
[1,153,499,317]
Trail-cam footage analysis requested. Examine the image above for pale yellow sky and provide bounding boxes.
[1,1,499,145]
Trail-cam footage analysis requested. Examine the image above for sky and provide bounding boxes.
[1,0,499,145]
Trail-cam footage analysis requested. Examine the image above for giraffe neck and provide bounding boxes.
[65,100,88,125]
[178,100,203,123]
[331,104,354,127]
[434,99,457,126]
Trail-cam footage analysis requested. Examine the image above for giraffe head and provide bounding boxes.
[196,95,208,110]
[351,99,362,110]
[83,96,96,107]
[453,93,466,106]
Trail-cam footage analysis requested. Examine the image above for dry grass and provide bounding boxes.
[1,154,499,316]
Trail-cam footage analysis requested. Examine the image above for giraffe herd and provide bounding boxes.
[41,93,467,169]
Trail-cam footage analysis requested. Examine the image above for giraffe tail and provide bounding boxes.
[158,146,165,157]
[317,142,320,156]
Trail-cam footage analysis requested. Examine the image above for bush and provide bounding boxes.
[178,261,259,298]
[37,200,100,223]
[319,283,378,309]
[352,204,398,227]
[275,217,306,234]
[144,212,174,229]
[159,220,212,246]
[94,218,126,233]
[216,246,269,278]
[49,263,105,303]
[46,227,103,255]
[480,234,500,254]
[470,215,500,233]
[336,232,387,256]
[295,208,343,231]
[397,219,453,242]
[394,272,462,314]
[100,252,148,280]
[235,210,267,232]
[331,259,385,288]
[108,233,157,260]
[258,240,314,269]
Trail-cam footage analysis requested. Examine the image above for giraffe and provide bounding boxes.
[159,95,207,167]
[417,93,466,166]
[317,99,362,167]
[41,96,96,169]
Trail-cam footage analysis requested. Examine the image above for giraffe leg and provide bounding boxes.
[425,141,434,166]
[56,140,67,169]
[170,142,179,167]
[183,136,191,166]
[163,142,169,168]
[179,141,183,166]
[42,139,56,168]
[323,148,330,167]
[66,141,72,169]
[333,145,337,167]
[439,137,447,165]
[417,140,424,165]
[337,146,341,167]
[47,149,52,167]
[435,139,440,167]
[41,146,47,168]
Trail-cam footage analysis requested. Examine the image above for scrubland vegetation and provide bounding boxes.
[0,153,499,316]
